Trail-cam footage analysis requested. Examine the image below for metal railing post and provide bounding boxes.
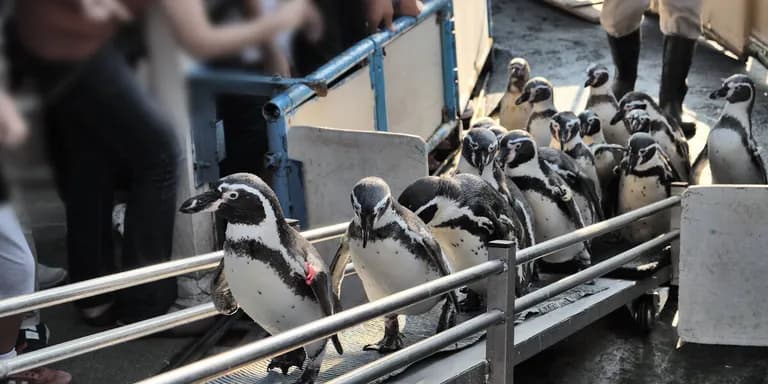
[486,240,516,384]
[669,182,687,286]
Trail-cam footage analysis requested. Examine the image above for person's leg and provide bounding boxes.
[66,46,181,322]
[600,0,650,100]
[0,204,35,354]
[658,0,702,138]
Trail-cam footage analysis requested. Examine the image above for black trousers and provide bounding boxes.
[13,42,181,319]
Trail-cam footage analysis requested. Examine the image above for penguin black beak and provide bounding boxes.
[360,213,375,248]
[515,91,530,105]
[610,110,625,125]
[583,76,593,88]
[709,86,728,100]
[509,66,520,78]
[180,190,222,214]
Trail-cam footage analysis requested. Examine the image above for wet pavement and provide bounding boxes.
[12,0,768,382]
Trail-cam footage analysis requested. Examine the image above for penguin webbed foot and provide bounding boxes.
[363,332,404,353]
[294,366,320,384]
[267,348,307,375]
[458,290,485,313]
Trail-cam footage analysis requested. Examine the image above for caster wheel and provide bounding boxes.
[632,295,657,332]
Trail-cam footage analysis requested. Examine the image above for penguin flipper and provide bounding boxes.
[329,233,352,296]
[547,172,586,230]
[211,261,239,316]
[305,267,344,355]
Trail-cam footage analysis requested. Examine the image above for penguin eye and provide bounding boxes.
[638,148,647,156]
[224,191,239,200]
[489,143,497,151]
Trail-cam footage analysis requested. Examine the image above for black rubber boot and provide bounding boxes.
[660,35,697,139]
[607,29,641,101]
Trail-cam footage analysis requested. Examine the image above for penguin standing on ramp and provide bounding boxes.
[579,110,625,217]
[705,74,767,184]
[611,91,691,182]
[517,77,558,147]
[584,63,631,146]
[179,173,342,384]
[616,133,680,243]
[498,58,533,131]
[499,130,592,272]
[550,111,602,204]
[398,173,527,308]
[456,127,535,249]
[329,177,458,353]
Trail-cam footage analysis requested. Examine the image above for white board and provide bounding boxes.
[384,14,445,140]
[290,66,376,132]
[678,185,768,346]
[454,0,493,110]
[287,126,428,229]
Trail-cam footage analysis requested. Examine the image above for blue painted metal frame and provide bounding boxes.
[188,0,461,226]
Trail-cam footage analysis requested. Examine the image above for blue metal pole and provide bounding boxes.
[369,46,389,131]
[439,1,459,122]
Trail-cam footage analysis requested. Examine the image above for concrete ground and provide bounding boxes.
[8,0,768,383]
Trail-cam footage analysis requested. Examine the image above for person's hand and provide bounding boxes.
[275,0,324,42]
[366,0,395,33]
[396,0,423,17]
[79,0,133,22]
[0,93,28,149]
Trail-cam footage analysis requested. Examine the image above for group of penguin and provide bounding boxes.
[176,58,766,384]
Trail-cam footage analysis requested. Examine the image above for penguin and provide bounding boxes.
[538,147,604,226]
[498,58,532,131]
[550,111,602,204]
[179,173,342,384]
[329,177,458,353]
[516,77,558,147]
[616,133,680,244]
[706,74,767,184]
[499,130,592,270]
[579,110,625,217]
[398,173,528,307]
[489,125,510,142]
[456,127,536,249]
[584,63,631,146]
[471,116,496,129]
[611,91,691,182]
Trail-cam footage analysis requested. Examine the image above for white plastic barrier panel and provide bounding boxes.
[454,0,493,110]
[678,185,768,346]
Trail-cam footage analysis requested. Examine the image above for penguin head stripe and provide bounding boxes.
[351,177,393,226]
[507,57,531,90]
[499,130,537,169]
[626,132,665,170]
[517,77,553,105]
[550,111,581,148]
[180,173,284,226]
[612,91,663,125]
[585,63,610,88]
[578,110,601,137]
[462,128,499,172]
[625,109,652,134]
[711,74,755,105]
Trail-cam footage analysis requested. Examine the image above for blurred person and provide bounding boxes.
[601,0,701,138]
[0,90,71,384]
[293,0,423,75]
[6,0,321,325]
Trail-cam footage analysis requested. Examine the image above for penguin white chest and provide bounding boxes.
[528,118,553,147]
[500,93,530,130]
[708,129,764,184]
[348,238,442,315]
[223,253,325,336]
[618,174,669,243]
[522,190,584,263]
[592,103,629,145]
[430,227,488,294]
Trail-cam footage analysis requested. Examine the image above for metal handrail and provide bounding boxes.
[136,259,506,384]
[0,304,218,378]
[516,230,680,313]
[516,196,681,265]
[327,310,506,384]
[0,223,348,319]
